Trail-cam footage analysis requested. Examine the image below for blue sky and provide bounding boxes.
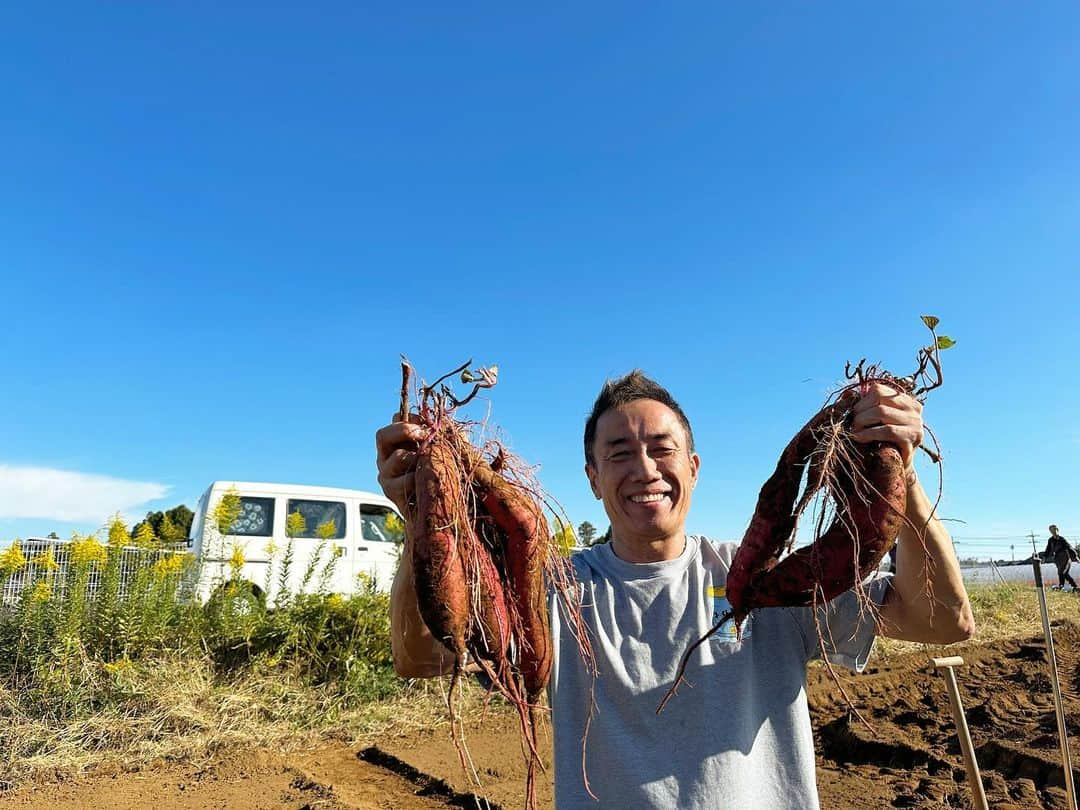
[2,3,1078,562]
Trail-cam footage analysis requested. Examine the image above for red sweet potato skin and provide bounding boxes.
[736,441,906,610]
[411,436,470,659]
[465,535,512,665]
[724,399,847,614]
[471,462,552,700]
[725,394,906,618]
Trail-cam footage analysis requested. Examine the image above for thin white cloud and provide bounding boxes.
[0,465,170,522]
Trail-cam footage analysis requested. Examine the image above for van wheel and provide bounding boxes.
[207,580,265,617]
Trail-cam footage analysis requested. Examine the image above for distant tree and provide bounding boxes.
[577,521,597,546]
[167,504,194,537]
[47,531,59,539]
[132,504,195,541]
[595,525,612,545]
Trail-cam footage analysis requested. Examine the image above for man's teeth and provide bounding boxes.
[631,493,667,503]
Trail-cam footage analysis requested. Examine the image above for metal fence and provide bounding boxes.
[0,538,192,607]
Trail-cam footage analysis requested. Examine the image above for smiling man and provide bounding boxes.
[376,370,974,809]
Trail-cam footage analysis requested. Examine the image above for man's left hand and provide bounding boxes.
[850,382,923,471]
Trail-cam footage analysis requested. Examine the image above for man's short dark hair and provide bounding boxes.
[583,370,695,466]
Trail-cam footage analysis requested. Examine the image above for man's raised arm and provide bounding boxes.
[847,383,975,644]
[377,419,457,677]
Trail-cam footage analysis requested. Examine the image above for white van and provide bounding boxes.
[188,481,403,605]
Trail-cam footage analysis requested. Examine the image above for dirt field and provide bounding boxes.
[4,622,1080,809]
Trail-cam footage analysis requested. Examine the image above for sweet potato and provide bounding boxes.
[731,437,906,613]
[470,457,552,701]
[723,396,852,617]
[411,430,470,670]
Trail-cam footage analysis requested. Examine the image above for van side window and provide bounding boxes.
[360,504,405,543]
[285,500,347,540]
[230,497,275,537]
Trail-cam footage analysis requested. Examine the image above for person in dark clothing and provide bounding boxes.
[1044,525,1078,590]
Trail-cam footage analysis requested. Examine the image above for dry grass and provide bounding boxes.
[0,654,496,786]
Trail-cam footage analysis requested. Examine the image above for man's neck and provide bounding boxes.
[610,533,687,564]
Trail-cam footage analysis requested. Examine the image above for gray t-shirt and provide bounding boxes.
[549,535,890,809]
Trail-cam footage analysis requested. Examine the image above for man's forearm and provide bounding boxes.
[390,548,457,677]
[879,472,975,643]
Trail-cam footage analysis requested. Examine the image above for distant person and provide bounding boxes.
[1044,525,1078,590]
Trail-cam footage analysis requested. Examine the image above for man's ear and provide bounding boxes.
[585,463,601,500]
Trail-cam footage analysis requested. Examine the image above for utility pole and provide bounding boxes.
[1011,544,1015,562]
[1030,531,1039,560]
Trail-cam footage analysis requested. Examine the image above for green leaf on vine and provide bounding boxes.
[936,335,956,350]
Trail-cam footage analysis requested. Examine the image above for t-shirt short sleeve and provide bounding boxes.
[788,572,892,672]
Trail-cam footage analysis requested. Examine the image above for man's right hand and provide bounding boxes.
[375,415,426,516]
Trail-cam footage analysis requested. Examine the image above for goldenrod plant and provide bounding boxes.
[299,519,337,595]
[0,495,419,788]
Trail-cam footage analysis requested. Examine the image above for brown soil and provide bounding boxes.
[4,623,1080,809]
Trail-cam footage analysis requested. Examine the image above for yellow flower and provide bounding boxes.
[133,522,157,549]
[265,540,278,557]
[286,511,307,538]
[33,548,60,572]
[103,658,134,675]
[315,519,337,541]
[212,487,242,536]
[384,511,405,540]
[30,581,51,603]
[0,543,27,576]
[326,593,344,608]
[107,514,131,547]
[152,554,186,579]
[228,544,246,574]
[71,536,107,566]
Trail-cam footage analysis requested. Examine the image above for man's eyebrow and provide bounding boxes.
[647,432,677,444]
[603,432,679,449]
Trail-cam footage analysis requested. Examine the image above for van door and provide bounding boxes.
[357,503,403,591]
[283,498,349,596]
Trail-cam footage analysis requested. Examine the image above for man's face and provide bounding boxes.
[585,399,700,551]
[1051,526,1059,535]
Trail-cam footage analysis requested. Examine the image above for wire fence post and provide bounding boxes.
[1032,558,1078,809]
